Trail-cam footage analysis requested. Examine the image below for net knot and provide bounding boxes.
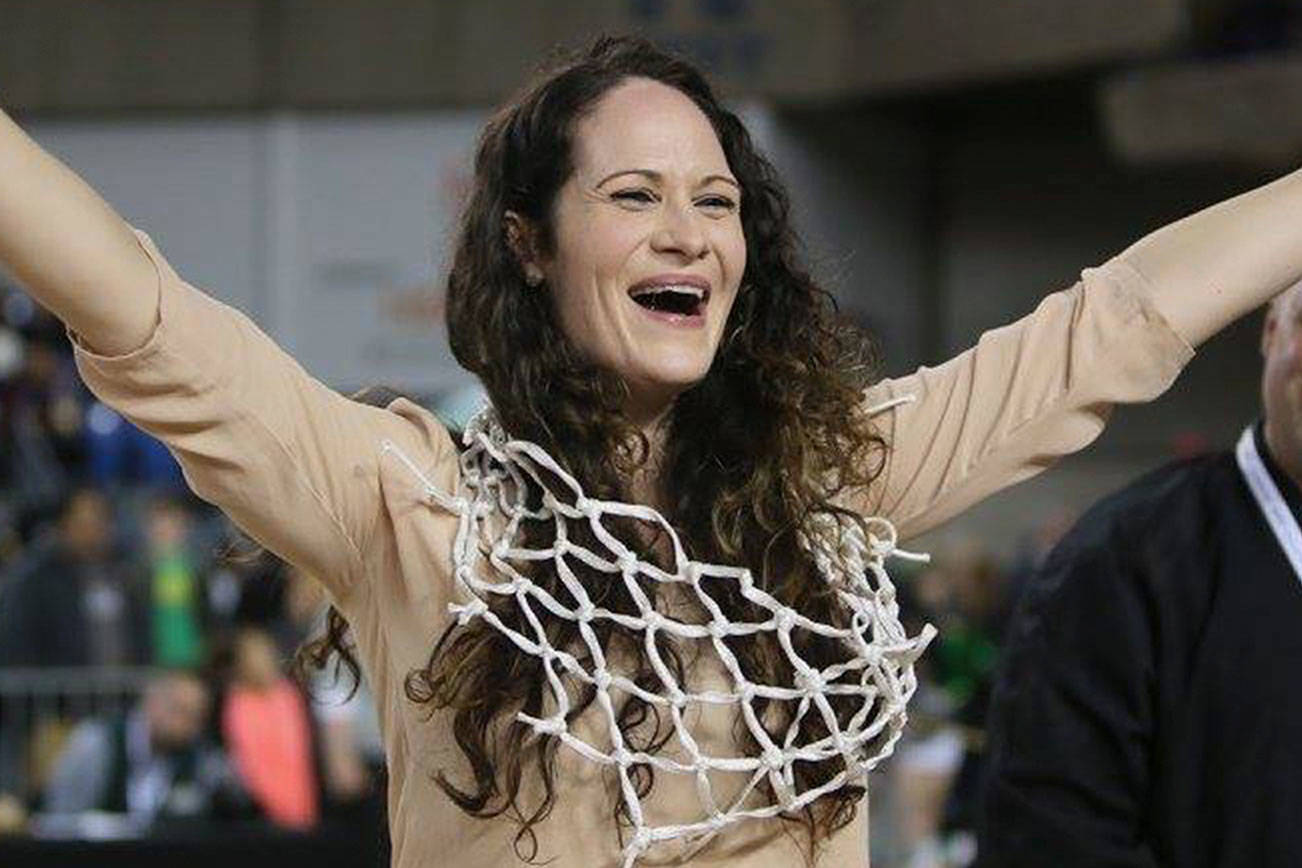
[533,716,565,736]
[436,493,468,513]
[796,670,826,694]
[864,515,898,552]
[630,827,653,853]
[763,746,785,771]
[450,598,487,625]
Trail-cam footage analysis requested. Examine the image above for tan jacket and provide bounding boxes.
[73,231,1192,866]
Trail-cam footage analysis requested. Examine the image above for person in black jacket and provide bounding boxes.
[978,279,1302,867]
[0,486,146,667]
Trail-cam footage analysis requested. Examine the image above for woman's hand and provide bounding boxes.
[0,109,158,355]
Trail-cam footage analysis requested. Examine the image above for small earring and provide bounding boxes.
[525,268,543,287]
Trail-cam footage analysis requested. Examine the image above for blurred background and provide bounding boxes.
[0,1,1299,866]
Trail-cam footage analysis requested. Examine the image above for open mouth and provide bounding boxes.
[628,284,710,317]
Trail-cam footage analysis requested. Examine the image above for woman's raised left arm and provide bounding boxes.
[1120,166,1302,347]
[854,166,1302,540]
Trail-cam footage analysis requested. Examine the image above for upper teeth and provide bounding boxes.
[630,284,705,299]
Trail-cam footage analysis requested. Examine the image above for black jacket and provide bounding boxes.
[979,426,1302,868]
[0,534,146,667]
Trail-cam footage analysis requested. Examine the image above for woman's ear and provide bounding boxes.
[504,211,545,287]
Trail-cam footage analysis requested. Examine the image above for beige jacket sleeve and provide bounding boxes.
[862,258,1194,541]
[71,231,455,604]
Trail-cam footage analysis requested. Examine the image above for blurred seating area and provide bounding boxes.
[0,283,389,866]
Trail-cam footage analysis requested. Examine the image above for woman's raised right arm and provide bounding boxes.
[0,109,157,355]
[0,108,458,607]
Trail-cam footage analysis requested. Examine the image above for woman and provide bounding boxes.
[0,35,1296,868]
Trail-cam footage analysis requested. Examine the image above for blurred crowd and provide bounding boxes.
[0,287,386,855]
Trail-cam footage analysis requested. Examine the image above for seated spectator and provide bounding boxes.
[142,495,205,668]
[221,627,318,830]
[0,292,92,538]
[42,670,233,822]
[0,486,145,667]
[314,676,382,806]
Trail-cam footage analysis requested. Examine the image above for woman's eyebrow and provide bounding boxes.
[596,168,740,190]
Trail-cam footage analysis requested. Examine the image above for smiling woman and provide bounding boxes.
[4,30,1302,868]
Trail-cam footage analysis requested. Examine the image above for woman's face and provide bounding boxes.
[534,77,747,422]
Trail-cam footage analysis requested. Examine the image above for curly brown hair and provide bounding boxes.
[303,34,890,864]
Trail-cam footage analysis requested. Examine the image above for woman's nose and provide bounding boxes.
[650,205,708,261]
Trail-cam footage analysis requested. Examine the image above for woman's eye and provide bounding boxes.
[698,195,737,212]
[612,189,656,204]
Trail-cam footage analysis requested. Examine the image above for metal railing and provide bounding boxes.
[0,667,154,802]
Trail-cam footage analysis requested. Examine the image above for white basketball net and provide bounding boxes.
[383,405,934,866]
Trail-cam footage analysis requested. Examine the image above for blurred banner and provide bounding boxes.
[1102,57,1302,166]
[1,0,1189,110]
[22,112,486,396]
